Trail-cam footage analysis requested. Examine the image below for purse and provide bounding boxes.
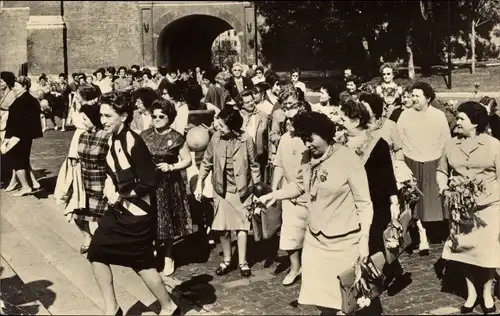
[251,182,283,242]
[383,209,412,264]
[338,251,386,315]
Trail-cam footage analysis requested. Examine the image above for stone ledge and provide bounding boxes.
[27,15,64,30]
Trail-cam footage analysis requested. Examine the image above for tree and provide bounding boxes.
[211,39,239,68]
[467,0,500,73]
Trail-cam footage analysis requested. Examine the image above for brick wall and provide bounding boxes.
[64,1,142,74]
[27,27,64,75]
[0,8,30,73]
[3,1,60,16]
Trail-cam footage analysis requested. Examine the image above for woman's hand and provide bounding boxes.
[258,192,277,208]
[390,202,400,220]
[157,163,172,173]
[359,237,369,262]
[194,182,203,202]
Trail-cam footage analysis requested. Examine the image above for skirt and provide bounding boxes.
[211,190,252,231]
[5,139,32,170]
[156,171,193,240]
[87,205,155,271]
[280,199,308,251]
[442,202,500,268]
[405,156,446,222]
[298,227,361,310]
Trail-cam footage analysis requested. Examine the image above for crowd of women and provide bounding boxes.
[1,60,499,315]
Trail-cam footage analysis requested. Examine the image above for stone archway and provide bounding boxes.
[154,9,243,71]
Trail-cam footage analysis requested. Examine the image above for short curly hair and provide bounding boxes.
[278,84,299,104]
[132,87,158,110]
[150,98,177,126]
[217,106,243,133]
[379,62,398,75]
[292,111,336,144]
[101,91,134,125]
[359,93,384,120]
[457,101,489,135]
[411,81,435,103]
[340,99,371,130]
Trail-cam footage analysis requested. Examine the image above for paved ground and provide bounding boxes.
[1,129,499,315]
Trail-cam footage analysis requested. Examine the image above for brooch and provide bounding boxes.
[319,169,328,182]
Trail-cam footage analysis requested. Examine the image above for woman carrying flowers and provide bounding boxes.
[437,101,500,314]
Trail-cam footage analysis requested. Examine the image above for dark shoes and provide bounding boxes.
[461,297,497,314]
[215,261,232,276]
[215,261,252,278]
[239,263,251,278]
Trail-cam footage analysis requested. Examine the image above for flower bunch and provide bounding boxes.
[385,220,404,250]
[443,176,486,249]
[247,197,266,220]
[399,177,422,212]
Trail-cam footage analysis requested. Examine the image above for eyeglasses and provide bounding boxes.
[152,115,167,119]
[383,73,392,76]
[233,69,242,72]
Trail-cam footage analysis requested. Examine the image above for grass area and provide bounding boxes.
[303,65,500,93]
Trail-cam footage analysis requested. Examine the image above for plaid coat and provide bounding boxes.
[76,129,111,221]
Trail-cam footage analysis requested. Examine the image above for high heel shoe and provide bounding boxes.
[460,299,477,314]
[480,297,497,315]
[115,307,123,316]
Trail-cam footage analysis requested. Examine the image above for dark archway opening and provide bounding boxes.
[157,14,234,71]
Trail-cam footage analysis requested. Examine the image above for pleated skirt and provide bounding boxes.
[405,156,447,222]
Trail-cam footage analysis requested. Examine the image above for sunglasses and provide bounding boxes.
[152,115,167,119]
[383,73,392,76]
[233,69,242,72]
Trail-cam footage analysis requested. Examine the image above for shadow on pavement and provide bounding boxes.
[174,274,217,307]
[1,268,55,315]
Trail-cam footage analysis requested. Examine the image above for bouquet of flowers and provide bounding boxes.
[442,175,486,250]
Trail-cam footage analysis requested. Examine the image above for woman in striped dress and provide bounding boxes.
[74,102,110,254]
[87,92,177,316]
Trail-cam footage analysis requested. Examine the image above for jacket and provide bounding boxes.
[198,131,261,199]
[225,76,254,101]
[5,91,43,140]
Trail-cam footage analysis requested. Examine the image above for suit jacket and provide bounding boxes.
[225,76,254,101]
[5,91,43,140]
[198,131,261,199]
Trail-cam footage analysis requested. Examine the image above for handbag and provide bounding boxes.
[383,209,412,264]
[251,182,283,242]
[338,252,386,315]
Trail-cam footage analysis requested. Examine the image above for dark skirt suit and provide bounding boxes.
[362,137,398,255]
[87,126,158,271]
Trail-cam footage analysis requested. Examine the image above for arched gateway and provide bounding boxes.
[142,1,257,70]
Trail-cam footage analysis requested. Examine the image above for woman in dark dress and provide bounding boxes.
[88,92,177,316]
[141,98,193,276]
[339,97,403,286]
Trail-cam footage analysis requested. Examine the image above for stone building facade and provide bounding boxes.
[0,1,257,75]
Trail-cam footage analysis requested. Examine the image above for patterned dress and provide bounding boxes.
[141,128,192,240]
[74,129,110,222]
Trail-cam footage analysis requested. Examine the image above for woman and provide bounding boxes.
[271,100,310,286]
[194,107,261,278]
[338,99,400,256]
[375,63,403,102]
[389,86,413,123]
[94,68,113,94]
[290,68,306,93]
[361,93,404,161]
[259,111,373,314]
[479,96,500,141]
[130,87,157,134]
[74,102,110,253]
[437,101,499,315]
[312,83,342,123]
[141,98,193,276]
[1,76,43,197]
[0,71,18,187]
[339,75,360,103]
[252,66,266,85]
[87,92,177,316]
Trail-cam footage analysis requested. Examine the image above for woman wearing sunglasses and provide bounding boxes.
[141,98,193,276]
